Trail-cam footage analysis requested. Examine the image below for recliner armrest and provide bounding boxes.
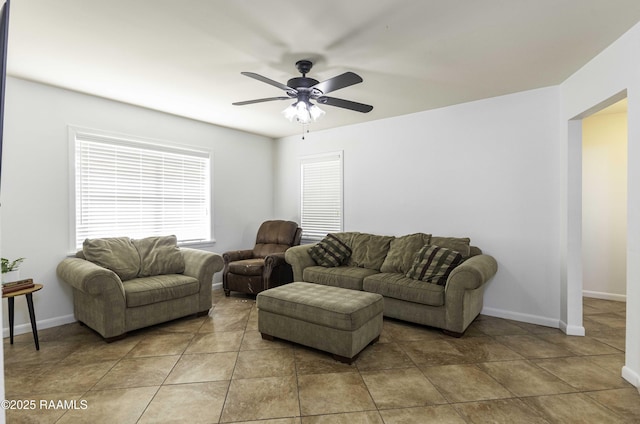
[56,257,125,298]
[264,252,286,272]
[222,249,255,264]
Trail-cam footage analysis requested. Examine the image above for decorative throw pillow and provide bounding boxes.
[132,235,185,277]
[83,237,141,281]
[406,244,463,286]
[309,234,352,267]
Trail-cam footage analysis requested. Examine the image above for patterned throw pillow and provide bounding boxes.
[406,244,463,286]
[309,234,352,267]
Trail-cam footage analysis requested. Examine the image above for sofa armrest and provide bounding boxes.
[182,248,223,279]
[181,247,223,313]
[222,249,254,265]
[284,244,316,281]
[445,254,498,292]
[443,254,497,334]
[56,257,125,298]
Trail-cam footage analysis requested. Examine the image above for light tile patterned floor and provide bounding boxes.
[3,292,639,423]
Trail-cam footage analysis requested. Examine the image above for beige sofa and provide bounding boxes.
[284,232,498,336]
[57,235,223,340]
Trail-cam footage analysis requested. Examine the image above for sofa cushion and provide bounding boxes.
[83,237,140,281]
[123,274,200,307]
[380,233,432,274]
[347,233,394,270]
[133,235,185,277]
[406,244,463,285]
[309,234,352,267]
[363,273,445,307]
[303,266,379,291]
[227,258,265,276]
[430,236,471,259]
[330,232,359,247]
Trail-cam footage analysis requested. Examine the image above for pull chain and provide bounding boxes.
[301,123,310,140]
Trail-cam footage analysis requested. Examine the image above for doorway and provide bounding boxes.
[581,99,628,350]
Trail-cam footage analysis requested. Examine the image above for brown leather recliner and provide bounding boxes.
[222,220,302,296]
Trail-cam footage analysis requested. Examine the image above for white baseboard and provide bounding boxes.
[480,307,586,336]
[212,282,222,291]
[481,306,560,329]
[3,314,76,338]
[559,320,586,336]
[622,366,640,388]
[583,290,626,302]
[481,308,585,336]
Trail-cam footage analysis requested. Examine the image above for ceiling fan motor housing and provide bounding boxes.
[289,60,322,96]
[287,77,319,89]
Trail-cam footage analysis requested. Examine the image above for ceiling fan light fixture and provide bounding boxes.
[282,100,324,124]
[309,103,325,121]
[235,60,372,127]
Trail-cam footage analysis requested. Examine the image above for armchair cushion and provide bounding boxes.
[228,258,265,276]
[133,235,185,277]
[82,237,140,281]
[406,244,463,285]
[124,274,199,307]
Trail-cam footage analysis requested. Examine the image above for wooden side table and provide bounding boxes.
[3,283,43,350]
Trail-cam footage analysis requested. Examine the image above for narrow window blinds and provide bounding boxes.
[300,152,343,240]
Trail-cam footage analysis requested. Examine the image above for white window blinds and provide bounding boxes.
[72,128,211,249]
[300,152,343,240]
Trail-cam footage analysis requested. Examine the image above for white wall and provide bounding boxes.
[275,86,562,327]
[582,111,627,300]
[560,21,640,387]
[0,77,274,334]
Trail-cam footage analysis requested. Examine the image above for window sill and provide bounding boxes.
[178,239,217,249]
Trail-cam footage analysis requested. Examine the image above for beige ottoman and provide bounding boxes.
[257,282,384,364]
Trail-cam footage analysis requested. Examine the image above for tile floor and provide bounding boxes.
[3,292,639,423]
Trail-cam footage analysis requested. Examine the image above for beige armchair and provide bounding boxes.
[57,235,223,341]
[223,220,302,296]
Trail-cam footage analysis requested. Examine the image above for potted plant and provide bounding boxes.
[2,257,25,283]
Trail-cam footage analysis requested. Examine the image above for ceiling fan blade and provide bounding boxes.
[311,72,363,95]
[232,97,291,106]
[317,96,373,113]
[241,72,295,92]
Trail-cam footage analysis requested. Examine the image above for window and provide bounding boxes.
[70,127,211,250]
[300,151,343,241]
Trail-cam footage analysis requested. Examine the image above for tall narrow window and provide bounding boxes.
[300,151,343,241]
[70,127,211,250]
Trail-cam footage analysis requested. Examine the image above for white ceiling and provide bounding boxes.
[7,1,640,139]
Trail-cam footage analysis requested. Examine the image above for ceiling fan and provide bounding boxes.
[232,60,373,124]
